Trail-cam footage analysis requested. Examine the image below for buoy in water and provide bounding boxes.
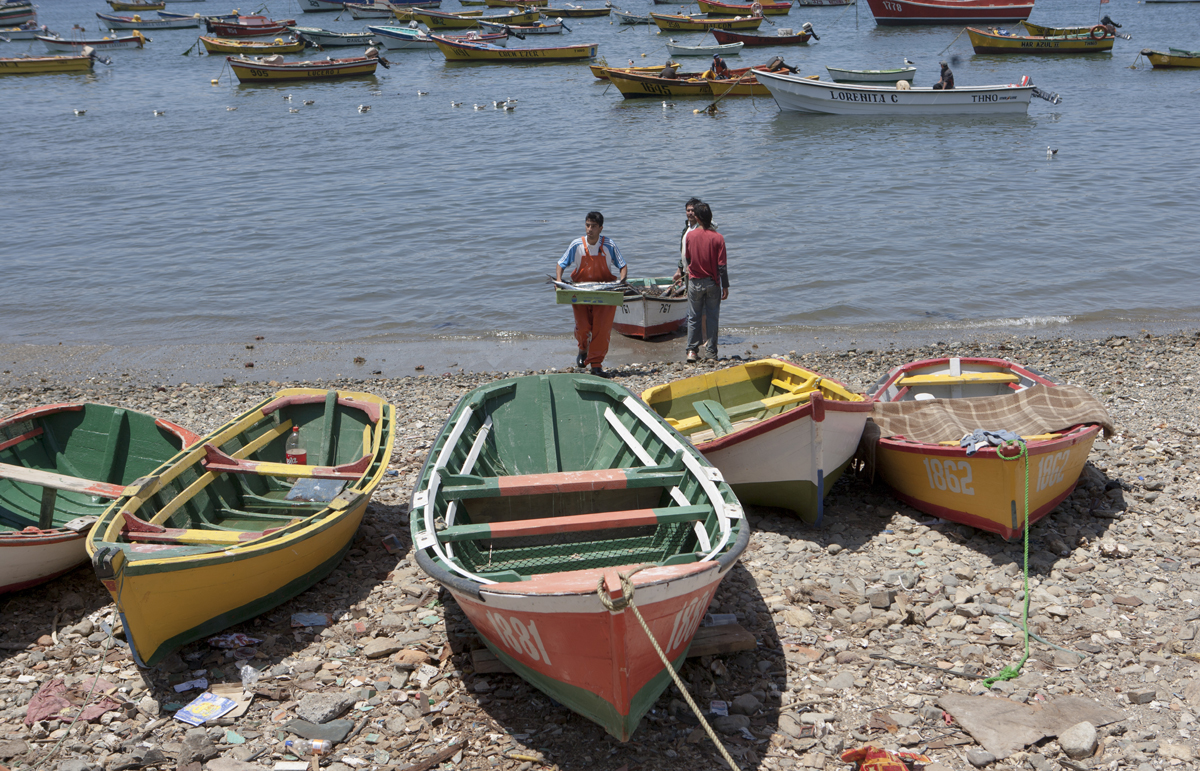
[211,78,219,85]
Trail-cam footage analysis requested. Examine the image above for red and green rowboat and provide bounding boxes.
[412,374,748,741]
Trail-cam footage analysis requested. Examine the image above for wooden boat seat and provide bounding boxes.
[896,372,1019,387]
[260,391,382,424]
[201,443,370,480]
[436,503,712,542]
[439,454,686,501]
[692,400,734,437]
[669,388,814,434]
[0,461,128,528]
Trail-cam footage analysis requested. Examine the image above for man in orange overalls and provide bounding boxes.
[555,211,628,377]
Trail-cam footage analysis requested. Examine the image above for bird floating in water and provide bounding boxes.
[283,94,292,101]
[662,101,674,109]
[474,103,484,110]
[417,90,429,96]
[153,110,165,116]
[451,101,463,107]
[503,102,515,111]
[73,109,86,116]
[358,104,371,113]
[226,106,237,111]
[303,99,314,105]
[492,100,505,108]
[1046,146,1057,160]
[507,97,517,103]
[289,107,299,113]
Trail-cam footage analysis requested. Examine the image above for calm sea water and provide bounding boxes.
[3,0,1199,347]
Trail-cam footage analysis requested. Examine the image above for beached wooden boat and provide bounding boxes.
[0,2,35,26]
[298,0,346,11]
[698,0,791,15]
[432,34,596,60]
[864,0,1032,25]
[754,68,1045,114]
[96,12,199,29]
[826,64,916,82]
[0,21,45,39]
[712,26,812,44]
[652,13,764,31]
[290,26,378,45]
[107,0,165,11]
[541,5,611,16]
[205,15,297,36]
[39,32,148,52]
[411,373,748,740]
[227,52,383,80]
[0,404,198,593]
[643,361,869,523]
[1141,47,1200,68]
[415,7,540,27]
[863,357,1113,539]
[612,7,652,23]
[88,388,394,667]
[201,34,306,54]
[478,18,562,33]
[967,26,1114,54]
[666,38,742,56]
[613,278,687,339]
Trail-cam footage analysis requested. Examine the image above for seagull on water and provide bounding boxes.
[153,110,165,116]
[289,107,299,113]
[451,101,463,107]
[503,102,515,111]
[1046,146,1057,160]
[226,106,238,111]
[358,104,371,113]
[474,103,485,110]
[662,101,674,109]
[493,100,505,108]
[283,94,292,101]
[417,90,429,96]
[73,109,86,116]
[303,99,314,105]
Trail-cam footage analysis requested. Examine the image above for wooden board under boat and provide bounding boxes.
[200,34,305,54]
[697,0,792,15]
[864,357,1113,539]
[1141,48,1200,68]
[711,26,811,45]
[0,53,96,73]
[432,34,596,60]
[227,54,382,81]
[87,388,394,667]
[411,374,748,741]
[643,359,870,523]
[967,26,1115,54]
[651,13,764,31]
[614,277,687,338]
[0,404,197,593]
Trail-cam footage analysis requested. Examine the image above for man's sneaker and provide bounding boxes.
[576,349,587,368]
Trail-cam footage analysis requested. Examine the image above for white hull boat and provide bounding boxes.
[38,33,147,51]
[345,2,397,18]
[826,65,915,83]
[290,25,377,45]
[755,68,1039,115]
[666,39,742,56]
[613,278,688,339]
[299,0,346,11]
[96,12,200,29]
[613,8,652,23]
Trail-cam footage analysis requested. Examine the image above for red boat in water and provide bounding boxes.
[712,26,814,45]
[864,0,1033,26]
[204,15,297,37]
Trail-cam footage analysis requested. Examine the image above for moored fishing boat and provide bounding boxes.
[708,70,769,94]
[651,12,764,31]
[367,24,508,47]
[87,388,394,667]
[862,357,1113,539]
[712,24,814,44]
[96,11,200,29]
[478,18,563,33]
[106,0,165,11]
[643,361,869,523]
[200,34,306,54]
[794,0,852,5]
[227,51,385,80]
[415,7,540,27]
[697,0,792,15]
[411,373,748,740]
[540,5,611,16]
[345,1,401,18]
[863,0,1033,25]
[298,0,347,11]
[826,64,916,82]
[432,33,596,60]
[485,0,549,6]
[612,7,651,23]
[967,26,1115,54]
[605,66,717,97]
[0,21,48,39]
[290,26,379,46]
[0,2,35,25]
[0,404,198,593]
[589,61,660,78]
[1020,19,1124,37]
[666,38,742,56]
[39,32,148,52]
[754,67,1054,114]
[1141,47,1200,68]
[205,15,298,36]
[614,278,687,339]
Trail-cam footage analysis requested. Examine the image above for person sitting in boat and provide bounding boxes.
[933,61,955,90]
[660,59,679,79]
[711,54,730,79]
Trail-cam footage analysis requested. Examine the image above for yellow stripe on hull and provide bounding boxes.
[651,14,763,31]
[875,428,1099,540]
[967,28,1114,54]
[1145,51,1200,68]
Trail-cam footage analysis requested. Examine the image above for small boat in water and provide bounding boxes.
[39,32,148,52]
[0,53,97,74]
[605,66,718,97]
[0,21,47,39]
[541,4,611,16]
[666,38,743,56]
[651,13,764,31]
[200,34,306,54]
[864,0,1032,25]
[206,15,298,37]
[0,403,197,593]
[227,51,386,80]
[697,0,792,15]
[643,360,869,522]
[432,33,596,60]
[88,388,394,666]
[614,278,688,339]
[1020,19,1126,37]
[96,11,200,29]
[411,373,748,740]
[415,7,541,27]
[298,0,347,11]
[711,25,813,44]
[863,357,1114,539]
[0,2,36,26]
[478,18,563,33]
[826,64,916,82]
[589,61,660,78]
[612,7,652,23]
[106,0,165,11]
[290,26,379,46]
[967,26,1115,54]
[345,2,401,18]
[1141,47,1200,68]
[367,25,507,48]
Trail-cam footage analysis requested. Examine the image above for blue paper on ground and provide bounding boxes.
[174,692,238,726]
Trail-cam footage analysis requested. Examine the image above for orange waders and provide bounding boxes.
[571,238,617,368]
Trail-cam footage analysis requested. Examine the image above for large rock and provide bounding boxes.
[283,719,355,743]
[729,693,761,715]
[296,692,355,724]
[1058,721,1097,759]
[178,728,219,764]
[712,715,751,735]
[361,638,403,659]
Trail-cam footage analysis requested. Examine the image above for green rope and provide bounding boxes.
[983,438,1030,688]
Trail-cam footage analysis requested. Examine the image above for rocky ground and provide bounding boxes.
[1,330,1199,771]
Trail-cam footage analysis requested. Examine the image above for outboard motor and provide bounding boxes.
[801,21,818,41]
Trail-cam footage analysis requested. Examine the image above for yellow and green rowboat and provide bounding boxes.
[650,13,764,32]
[433,34,596,61]
[0,53,95,74]
[1141,48,1200,68]
[87,388,394,667]
[414,7,540,28]
[967,26,1115,54]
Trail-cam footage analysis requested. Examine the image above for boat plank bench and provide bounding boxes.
[201,443,371,480]
[0,461,128,528]
[439,464,685,500]
[896,372,1020,386]
[437,504,712,542]
[670,388,815,434]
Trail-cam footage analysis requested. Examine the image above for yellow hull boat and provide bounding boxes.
[651,13,764,31]
[968,26,1114,54]
[1142,48,1200,68]
[433,34,596,60]
[200,35,305,54]
[0,53,94,74]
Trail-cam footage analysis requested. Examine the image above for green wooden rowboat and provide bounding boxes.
[411,373,749,740]
[0,403,199,593]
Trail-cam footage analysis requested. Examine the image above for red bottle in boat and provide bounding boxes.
[285,425,306,465]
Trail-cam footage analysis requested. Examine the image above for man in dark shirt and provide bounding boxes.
[683,202,729,362]
[933,61,955,90]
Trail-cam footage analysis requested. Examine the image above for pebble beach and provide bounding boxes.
[2,329,1200,771]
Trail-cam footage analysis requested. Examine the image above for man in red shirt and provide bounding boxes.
[683,202,729,363]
